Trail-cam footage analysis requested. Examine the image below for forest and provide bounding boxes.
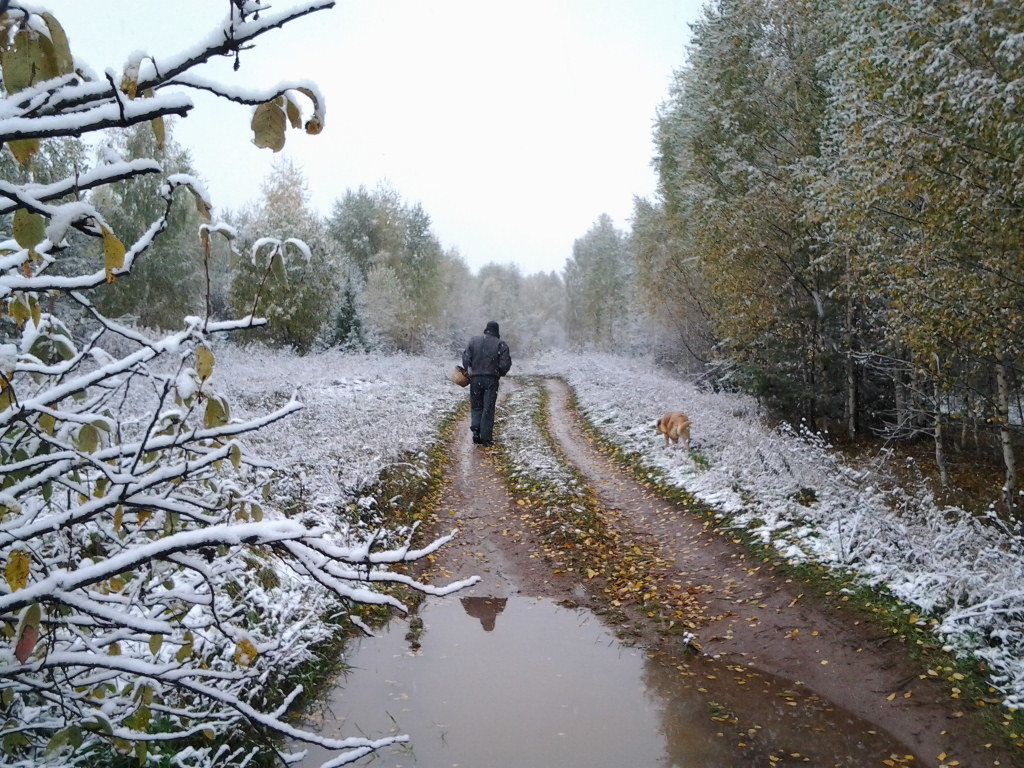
[27,0,1018,514]
[0,0,1022,766]
[644,0,1023,510]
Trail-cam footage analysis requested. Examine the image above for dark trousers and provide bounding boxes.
[469,375,500,442]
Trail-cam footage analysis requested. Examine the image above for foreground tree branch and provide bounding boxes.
[0,4,474,768]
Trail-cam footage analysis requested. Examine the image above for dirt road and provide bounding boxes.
[418,377,1014,768]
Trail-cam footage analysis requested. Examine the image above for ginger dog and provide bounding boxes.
[656,411,691,450]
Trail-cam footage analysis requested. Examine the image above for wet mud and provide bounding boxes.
[299,378,1013,768]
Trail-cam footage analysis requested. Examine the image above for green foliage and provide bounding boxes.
[655,0,839,418]
[88,123,206,329]
[822,0,1024,374]
[818,0,1023,498]
[564,214,633,351]
[326,184,450,352]
[649,0,1023,501]
[330,275,365,349]
[228,158,335,353]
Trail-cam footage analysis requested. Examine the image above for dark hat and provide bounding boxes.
[484,321,500,337]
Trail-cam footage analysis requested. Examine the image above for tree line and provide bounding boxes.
[10,123,569,359]
[619,0,1022,509]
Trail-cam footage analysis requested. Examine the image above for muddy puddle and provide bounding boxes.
[296,594,918,768]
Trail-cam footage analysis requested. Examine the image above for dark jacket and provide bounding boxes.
[462,327,511,378]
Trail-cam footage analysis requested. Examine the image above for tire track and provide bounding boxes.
[541,376,1008,768]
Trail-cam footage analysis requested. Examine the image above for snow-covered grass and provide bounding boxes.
[528,353,1024,710]
[499,380,595,547]
[217,345,463,530]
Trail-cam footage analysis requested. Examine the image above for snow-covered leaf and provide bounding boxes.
[233,637,258,667]
[204,394,229,428]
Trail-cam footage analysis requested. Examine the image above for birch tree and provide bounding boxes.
[822,0,1023,501]
[0,4,472,767]
[228,158,335,353]
[564,214,632,351]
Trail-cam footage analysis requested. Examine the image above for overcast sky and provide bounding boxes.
[43,1,704,276]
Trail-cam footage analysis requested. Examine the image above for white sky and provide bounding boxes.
[42,1,704,276]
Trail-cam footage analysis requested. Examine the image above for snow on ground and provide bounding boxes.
[527,353,1024,709]
[499,379,593,541]
[217,345,463,526]
[112,344,1024,712]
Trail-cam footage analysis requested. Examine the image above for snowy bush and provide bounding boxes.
[0,4,472,767]
[530,354,1024,709]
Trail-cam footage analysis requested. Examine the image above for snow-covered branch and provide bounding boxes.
[0,160,162,216]
[0,4,470,768]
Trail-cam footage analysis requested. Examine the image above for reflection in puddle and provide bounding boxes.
[296,596,917,767]
[460,596,507,631]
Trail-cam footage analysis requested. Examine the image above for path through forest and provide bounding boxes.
[299,378,1012,768]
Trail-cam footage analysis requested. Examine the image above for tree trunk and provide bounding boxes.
[813,288,827,429]
[894,370,906,435]
[933,378,949,488]
[910,368,927,434]
[843,289,857,439]
[959,391,969,451]
[995,351,1018,511]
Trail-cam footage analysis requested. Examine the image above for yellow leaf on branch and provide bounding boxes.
[251,98,286,152]
[8,138,39,167]
[101,226,125,283]
[13,209,45,250]
[234,638,258,667]
[5,549,30,591]
[195,345,215,381]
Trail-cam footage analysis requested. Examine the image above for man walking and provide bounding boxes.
[462,321,512,446]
